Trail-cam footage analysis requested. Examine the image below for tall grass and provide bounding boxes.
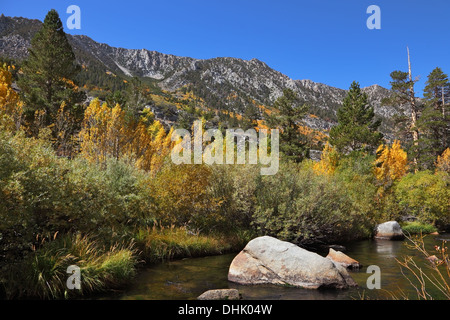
[2,234,138,299]
[134,224,253,264]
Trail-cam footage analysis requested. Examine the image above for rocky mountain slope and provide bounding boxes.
[0,14,402,138]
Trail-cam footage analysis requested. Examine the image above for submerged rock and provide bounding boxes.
[326,248,362,270]
[197,289,241,300]
[374,221,405,240]
[228,236,357,289]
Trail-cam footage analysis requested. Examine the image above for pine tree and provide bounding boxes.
[266,88,309,162]
[242,103,260,130]
[384,48,421,170]
[18,9,84,126]
[424,67,450,117]
[329,81,383,154]
[419,67,450,169]
[125,77,152,118]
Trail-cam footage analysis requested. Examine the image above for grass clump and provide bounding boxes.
[135,224,252,264]
[2,234,138,299]
[402,222,438,235]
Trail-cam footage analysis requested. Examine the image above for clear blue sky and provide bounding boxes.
[2,0,449,95]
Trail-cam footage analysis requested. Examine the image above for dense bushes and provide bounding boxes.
[401,221,437,235]
[0,131,154,263]
[209,164,260,231]
[252,161,375,246]
[396,170,450,226]
[0,130,154,298]
[0,130,254,298]
[147,162,222,232]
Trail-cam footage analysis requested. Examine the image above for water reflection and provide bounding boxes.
[106,234,448,300]
[374,239,404,256]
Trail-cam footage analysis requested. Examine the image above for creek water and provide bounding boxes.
[107,234,450,300]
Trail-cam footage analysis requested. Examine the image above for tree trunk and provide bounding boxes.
[407,47,419,171]
[442,86,446,118]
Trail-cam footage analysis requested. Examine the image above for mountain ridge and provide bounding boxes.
[0,14,401,138]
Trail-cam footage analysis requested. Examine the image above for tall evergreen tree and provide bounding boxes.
[242,103,260,130]
[266,88,309,162]
[424,67,450,114]
[384,48,421,170]
[419,67,450,169]
[18,9,84,126]
[329,81,383,154]
[125,77,152,118]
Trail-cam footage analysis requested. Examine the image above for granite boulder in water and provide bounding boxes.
[228,236,357,289]
[326,248,362,270]
[374,221,404,240]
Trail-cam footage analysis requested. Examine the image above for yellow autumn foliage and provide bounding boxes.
[313,142,339,175]
[148,163,222,228]
[79,98,174,173]
[374,140,408,185]
[0,63,23,131]
[436,148,450,173]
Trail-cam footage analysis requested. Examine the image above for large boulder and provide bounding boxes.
[374,221,404,240]
[197,289,241,300]
[228,236,357,289]
[326,248,362,270]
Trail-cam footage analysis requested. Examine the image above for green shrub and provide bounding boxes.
[401,221,437,235]
[396,171,450,225]
[209,164,260,231]
[0,131,155,267]
[252,161,375,246]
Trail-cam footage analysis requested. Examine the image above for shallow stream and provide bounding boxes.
[107,234,450,300]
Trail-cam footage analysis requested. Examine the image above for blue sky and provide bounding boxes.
[2,0,449,95]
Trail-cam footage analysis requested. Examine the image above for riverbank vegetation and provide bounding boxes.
[401,222,438,235]
[0,9,449,299]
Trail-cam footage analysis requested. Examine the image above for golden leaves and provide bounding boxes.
[436,148,450,173]
[0,63,23,132]
[313,142,339,176]
[79,99,174,173]
[374,140,408,184]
